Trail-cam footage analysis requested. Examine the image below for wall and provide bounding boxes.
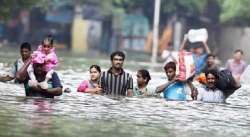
[218,27,250,64]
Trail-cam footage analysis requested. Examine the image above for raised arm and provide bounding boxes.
[155,79,176,93]
[202,41,211,54]
[16,58,31,82]
[179,34,188,51]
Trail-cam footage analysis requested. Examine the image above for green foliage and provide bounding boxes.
[161,0,208,16]
[0,0,49,20]
[218,0,250,24]
[2,0,250,25]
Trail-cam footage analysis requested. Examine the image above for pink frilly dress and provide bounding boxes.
[31,45,58,72]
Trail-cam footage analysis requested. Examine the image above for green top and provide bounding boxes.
[133,86,150,96]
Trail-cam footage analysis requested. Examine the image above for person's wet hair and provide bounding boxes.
[234,49,243,55]
[205,69,219,79]
[42,35,54,45]
[89,65,101,73]
[138,69,151,84]
[207,53,216,58]
[20,42,31,51]
[110,51,125,60]
[164,61,176,72]
[191,42,203,49]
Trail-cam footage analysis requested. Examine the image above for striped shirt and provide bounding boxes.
[197,86,225,103]
[100,68,133,96]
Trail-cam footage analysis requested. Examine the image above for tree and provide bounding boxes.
[0,0,49,20]
[218,0,250,25]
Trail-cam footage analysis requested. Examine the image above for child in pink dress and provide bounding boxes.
[28,35,58,89]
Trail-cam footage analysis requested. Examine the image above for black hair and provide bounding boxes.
[89,65,101,73]
[42,35,54,45]
[234,49,243,55]
[164,61,176,72]
[205,69,219,79]
[207,53,216,58]
[138,69,151,84]
[20,42,31,51]
[192,42,203,49]
[110,51,125,60]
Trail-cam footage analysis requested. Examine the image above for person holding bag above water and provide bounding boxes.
[195,69,239,103]
[180,31,211,75]
[155,62,197,101]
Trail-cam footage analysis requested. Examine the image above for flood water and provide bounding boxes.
[0,49,249,137]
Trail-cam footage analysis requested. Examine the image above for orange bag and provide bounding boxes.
[197,73,207,84]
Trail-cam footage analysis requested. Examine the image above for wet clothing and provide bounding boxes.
[225,59,247,77]
[197,86,225,103]
[23,72,62,98]
[163,82,193,101]
[8,58,25,83]
[77,80,96,92]
[133,86,150,96]
[100,68,133,96]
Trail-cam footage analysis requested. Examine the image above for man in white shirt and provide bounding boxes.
[0,42,32,83]
[197,69,226,103]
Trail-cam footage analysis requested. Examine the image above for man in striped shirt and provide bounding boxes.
[100,51,133,96]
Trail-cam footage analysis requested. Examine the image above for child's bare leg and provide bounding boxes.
[40,70,54,89]
[27,64,38,87]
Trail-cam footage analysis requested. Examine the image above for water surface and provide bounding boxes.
[0,49,249,137]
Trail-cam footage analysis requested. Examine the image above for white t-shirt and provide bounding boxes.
[197,86,225,103]
[9,58,24,77]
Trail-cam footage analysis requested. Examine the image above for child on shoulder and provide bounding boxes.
[27,35,58,89]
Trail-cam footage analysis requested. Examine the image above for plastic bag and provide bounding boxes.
[187,28,208,43]
[177,50,196,81]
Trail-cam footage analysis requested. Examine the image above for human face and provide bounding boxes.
[207,56,215,66]
[89,67,100,81]
[136,72,147,86]
[42,40,52,54]
[20,48,31,61]
[33,63,46,76]
[194,47,203,55]
[206,73,216,89]
[233,52,243,61]
[166,68,176,81]
[111,55,124,69]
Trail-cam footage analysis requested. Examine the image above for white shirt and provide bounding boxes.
[197,86,225,103]
[9,58,24,77]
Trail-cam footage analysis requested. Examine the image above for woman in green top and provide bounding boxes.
[133,69,151,96]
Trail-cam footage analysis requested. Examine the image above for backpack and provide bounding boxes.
[216,69,240,96]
